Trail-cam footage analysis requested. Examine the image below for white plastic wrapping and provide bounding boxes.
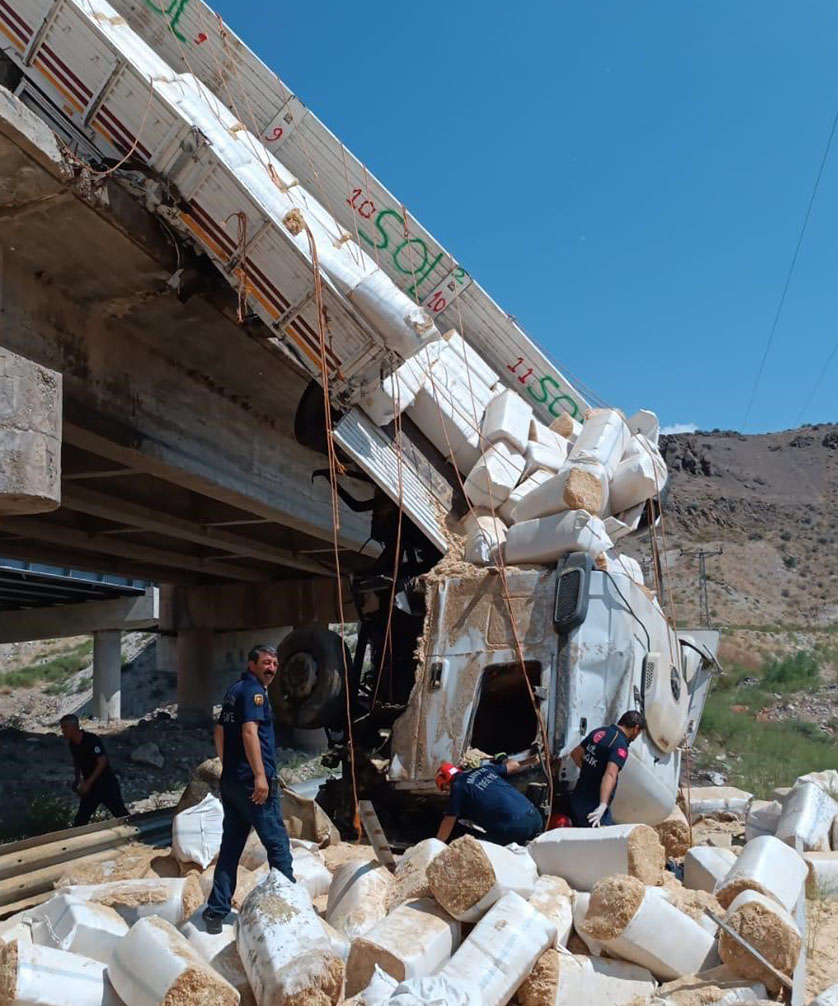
[596,551,645,586]
[626,409,660,445]
[550,414,583,441]
[803,852,838,899]
[775,779,838,852]
[687,786,753,818]
[428,838,537,923]
[609,443,668,514]
[358,341,446,426]
[326,860,394,940]
[569,408,630,478]
[344,966,399,1006]
[719,889,801,988]
[0,939,121,1006]
[571,892,603,956]
[481,388,533,453]
[109,916,239,1006]
[179,908,238,963]
[524,438,566,478]
[171,792,224,868]
[388,974,482,1006]
[389,838,447,908]
[812,983,838,1006]
[291,845,332,898]
[462,510,508,566]
[463,441,526,509]
[528,875,573,947]
[714,834,808,911]
[550,949,656,1006]
[745,800,782,843]
[505,509,613,565]
[528,825,661,891]
[28,894,128,965]
[511,463,610,523]
[585,886,716,981]
[683,846,738,893]
[442,891,556,1006]
[441,329,501,395]
[530,419,570,453]
[498,468,553,524]
[407,365,484,474]
[59,878,196,926]
[344,897,461,996]
[238,869,343,1006]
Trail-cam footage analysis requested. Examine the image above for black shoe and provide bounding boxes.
[202,908,225,935]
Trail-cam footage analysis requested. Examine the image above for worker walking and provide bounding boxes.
[203,644,294,933]
[435,755,543,845]
[60,714,128,827]
[569,710,645,828]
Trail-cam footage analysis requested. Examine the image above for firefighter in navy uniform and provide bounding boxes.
[569,710,645,827]
[434,755,543,845]
[203,644,294,933]
[60,714,128,826]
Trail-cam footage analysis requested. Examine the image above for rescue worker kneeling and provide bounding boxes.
[435,755,543,845]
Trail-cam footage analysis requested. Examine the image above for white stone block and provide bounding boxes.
[481,388,533,453]
[528,824,665,891]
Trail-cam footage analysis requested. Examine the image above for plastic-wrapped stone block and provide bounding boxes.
[802,852,838,899]
[388,974,482,1006]
[389,838,446,909]
[718,890,801,994]
[745,800,782,843]
[498,469,553,524]
[687,786,753,819]
[463,441,526,509]
[180,911,256,1006]
[326,860,394,940]
[511,462,609,523]
[550,414,583,441]
[609,443,668,514]
[569,408,630,478]
[775,779,838,852]
[238,868,343,1006]
[581,875,716,981]
[58,877,202,926]
[359,339,447,426]
[524,438,567,478]
[653,806,691,859]
[427,835,537,923]
[505,509,613,565]
[0,939,121,1006]
[683,846,738,893]
[28,894,128,965]
[291,845,332,898]
[528,875,574,947]
[463,510,508,565]
[481,388,533,454]
[407,363,487,474]
[441,329,501,394]
[517,947,656,1006]
[441,891,555,1006]
[594,551,645,587]
[109,916,239,1006]
[626,409,660,445]
[343,966,399,1006]
[714,834,807,911]
[344,897,461,996]
[528,824,665,891]
[171,793,224,869]
[571,892,603,956]
[812,983,838,1006]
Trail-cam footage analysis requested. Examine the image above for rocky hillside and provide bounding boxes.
[623,422,838,676]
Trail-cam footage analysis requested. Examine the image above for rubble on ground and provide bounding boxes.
[5,765,838,1005]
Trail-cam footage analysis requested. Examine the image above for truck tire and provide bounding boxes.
[273,627,348,730]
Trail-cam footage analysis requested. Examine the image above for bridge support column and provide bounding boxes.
[177,628,214,724]
[93,629,121,722]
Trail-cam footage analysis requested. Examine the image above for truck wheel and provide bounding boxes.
[273,627,349,730]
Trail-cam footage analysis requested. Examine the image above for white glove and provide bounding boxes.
[587,803,608,828]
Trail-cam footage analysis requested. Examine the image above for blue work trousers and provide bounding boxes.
[570,795,615,828]
[481,802,544,845]
[207,778,294,916]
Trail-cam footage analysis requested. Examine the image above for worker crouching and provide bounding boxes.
[435,755,543,845]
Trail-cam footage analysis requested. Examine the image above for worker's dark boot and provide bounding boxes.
[202,907,225,935]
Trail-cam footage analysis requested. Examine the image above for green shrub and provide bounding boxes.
[0,790,75,842]
[2,640,93,690]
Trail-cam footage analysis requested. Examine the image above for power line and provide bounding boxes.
[796,340,838,425]
[742,104,838,431]
[680,548,723,627]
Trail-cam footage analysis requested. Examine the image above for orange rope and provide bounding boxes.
[297,217,361,838]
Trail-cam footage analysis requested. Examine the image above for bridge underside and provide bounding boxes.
[0,85,377,719]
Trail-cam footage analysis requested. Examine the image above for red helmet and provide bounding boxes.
[435,762,460,789]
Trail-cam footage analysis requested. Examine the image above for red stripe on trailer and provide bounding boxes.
[41,43,92,98]
[0,0,31,38]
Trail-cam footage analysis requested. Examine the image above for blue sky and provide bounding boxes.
[211,1,838,434]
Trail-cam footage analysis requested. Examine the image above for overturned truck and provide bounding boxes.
[1,0,719,837]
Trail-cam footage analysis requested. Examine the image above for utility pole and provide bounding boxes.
[680,548,723,626]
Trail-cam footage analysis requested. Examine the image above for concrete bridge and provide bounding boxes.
[0,86,377,721]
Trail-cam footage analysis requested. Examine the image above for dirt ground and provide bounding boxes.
[807,898,838,999]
